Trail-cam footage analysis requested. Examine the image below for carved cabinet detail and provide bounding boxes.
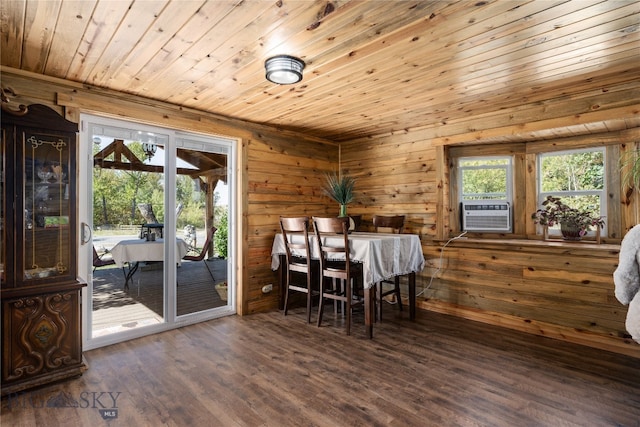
[1,104,86,396]
[3,289,83,386]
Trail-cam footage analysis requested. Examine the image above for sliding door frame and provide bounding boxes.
[79,114,237,350]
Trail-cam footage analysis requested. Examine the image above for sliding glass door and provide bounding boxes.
[91,131,168,338]
[79,115,236,349]
[175,134,232,316]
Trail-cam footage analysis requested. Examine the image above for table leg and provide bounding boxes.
[278,255,286,310]
[364,287,374,339]
[408,272,416,320]
[121,262,140,290]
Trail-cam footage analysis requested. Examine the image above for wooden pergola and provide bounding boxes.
[94,139,227,255]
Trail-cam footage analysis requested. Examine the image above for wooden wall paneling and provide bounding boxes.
[449,142,527,157]
[442,145,456,238]
[428,244,624,320]
[237,136,249,316]
[245,132,339,313]
[341,132,437,237]
[422,297,637,358]
[428,80,640,147]
[341,123,638,357]
[526,127,640,153]
[512,152,527,235]
[525,152,539,237]
[416,240,635,355]
[429,284,624,336]
[619,140,640,232]
[608,144,623,239]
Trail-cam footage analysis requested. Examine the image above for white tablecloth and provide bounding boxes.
[110,238,190,267]
[271,232,424,288]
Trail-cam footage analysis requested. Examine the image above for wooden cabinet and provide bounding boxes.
[1,104,86,396]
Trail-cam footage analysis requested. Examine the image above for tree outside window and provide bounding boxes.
[458,157,512,201]
[538,148,606,235]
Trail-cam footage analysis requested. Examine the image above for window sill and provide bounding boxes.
[437,236,620,258]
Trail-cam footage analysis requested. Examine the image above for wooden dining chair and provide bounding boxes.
[280,216,315,323]
[349,215,362,231]
[183,226,217,282]
[372,214,405,321]
[312,216,364,335]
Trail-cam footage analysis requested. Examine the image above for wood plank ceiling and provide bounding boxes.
[1,0,639,142]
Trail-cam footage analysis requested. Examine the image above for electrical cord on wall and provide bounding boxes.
[417,230,467,297]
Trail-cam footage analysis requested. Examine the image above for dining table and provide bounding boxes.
[110,238,189,289]
[271,231,425,338]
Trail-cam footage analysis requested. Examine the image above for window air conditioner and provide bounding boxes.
[461,200,511,232]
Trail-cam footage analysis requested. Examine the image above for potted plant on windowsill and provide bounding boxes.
[531,196,605,241]
[323,172,356,217]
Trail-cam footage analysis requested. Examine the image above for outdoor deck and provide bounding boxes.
[91,257,228,336]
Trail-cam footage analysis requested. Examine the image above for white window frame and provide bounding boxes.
[457,156,513,203]
[536,147,606,237]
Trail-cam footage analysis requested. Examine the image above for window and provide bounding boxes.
[537,148,606,235]
[448,138,627,240]
[458,156,512,202]
[456,156,513,233]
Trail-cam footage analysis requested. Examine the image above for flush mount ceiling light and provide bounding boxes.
[265,55,305,85]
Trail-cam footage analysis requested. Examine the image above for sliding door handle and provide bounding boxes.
[80,222,92,245]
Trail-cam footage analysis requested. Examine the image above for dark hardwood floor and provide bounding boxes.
[2,305,639,426]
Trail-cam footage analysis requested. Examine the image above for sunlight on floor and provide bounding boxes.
[92,305,162,338]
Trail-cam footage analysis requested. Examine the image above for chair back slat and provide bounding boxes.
[279,216,311,268]
[312,217,351,279]
[373,215,405,233]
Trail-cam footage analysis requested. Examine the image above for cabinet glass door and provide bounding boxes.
[22,130,74,282]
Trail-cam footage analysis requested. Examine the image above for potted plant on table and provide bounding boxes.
[323,172,356,217]
[531,195,605,241]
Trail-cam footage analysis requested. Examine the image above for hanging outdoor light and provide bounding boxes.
[142,142,157,162]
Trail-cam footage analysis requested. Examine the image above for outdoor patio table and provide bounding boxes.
[110,238,189,289]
